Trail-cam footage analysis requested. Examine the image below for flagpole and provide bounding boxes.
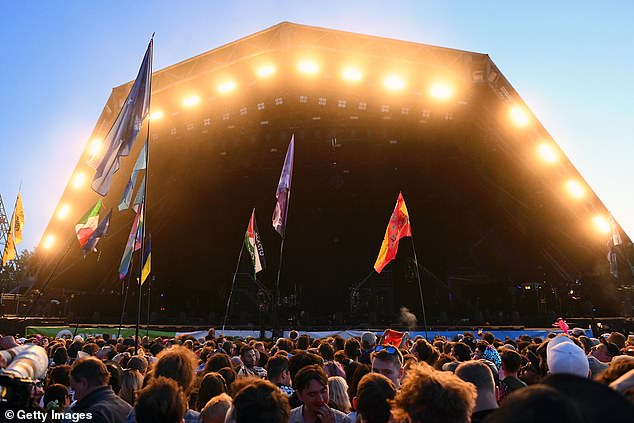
[135,34,154,355]
[409,236,429,340]
[146,276,151,337]
[223,241,245,331]
[273,189,292,334]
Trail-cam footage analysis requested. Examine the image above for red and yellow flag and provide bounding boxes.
[374,192,412,273]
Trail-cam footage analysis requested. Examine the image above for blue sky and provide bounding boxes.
[1,1,633,251]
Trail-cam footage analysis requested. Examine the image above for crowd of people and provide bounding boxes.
[1,326,634,422]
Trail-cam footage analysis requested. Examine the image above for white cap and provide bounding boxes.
[546,335,589,378]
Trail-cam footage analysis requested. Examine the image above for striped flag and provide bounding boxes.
[374,192,412,274]
[245,209,266,276]
[119,204,143,279]
[75,200,103,248]
[141,234,151,284]
[272,135,294,238]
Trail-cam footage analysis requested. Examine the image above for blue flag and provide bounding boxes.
[132,175,146,212]
[89,39,153,196]
[118,143,147,211]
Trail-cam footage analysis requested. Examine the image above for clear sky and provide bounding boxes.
[1,1,633,251]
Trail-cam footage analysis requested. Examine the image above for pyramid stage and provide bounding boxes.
[30,23,633,328]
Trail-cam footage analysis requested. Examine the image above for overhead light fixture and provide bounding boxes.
[566,179,586,199]
[384,75,405,91]
[342,67,363,82]
[510,106,530,127]
[149,110,164,121]
[218,81,237,94]
[71,172,86,189]
[57,204,70,220]
[593,215,611,235]
[87,138,102,158]
[429,82,453,100]
[42,234,55,250]
[256,64,276,79]
[182,95,201,108]
[298,60,319,75]
[537,143,558,164]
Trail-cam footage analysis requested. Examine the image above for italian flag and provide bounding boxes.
[75,199,102,248]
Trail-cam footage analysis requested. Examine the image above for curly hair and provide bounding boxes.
[391,363,476,423]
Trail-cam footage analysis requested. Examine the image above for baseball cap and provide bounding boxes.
[547,335,589,377]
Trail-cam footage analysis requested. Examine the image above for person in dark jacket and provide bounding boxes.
[70,357,132,423]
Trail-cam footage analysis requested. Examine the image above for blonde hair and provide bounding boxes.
[119,369,144,405]
[327,376,351,414]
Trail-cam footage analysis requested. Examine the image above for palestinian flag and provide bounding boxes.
[75,200,102,248]
[245,209,265,276]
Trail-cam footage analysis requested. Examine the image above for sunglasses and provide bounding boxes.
[374,345,398,354]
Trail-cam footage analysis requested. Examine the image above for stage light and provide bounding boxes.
[42,234,55,250]
[537,143,559,164]
[88,138,102,158]
[566,179,586,199]
[384,75,405,91]
[182,95,201,108]
[593,215,611,234]
[72,172,86,189]
[57,204,70,220]
[429,82,453,100]
[342,67,363,82]
[510,106,530,127]
[256,64,276,79]
[149,110,164,121]
[217,80,237,94]
[298,60,319,75]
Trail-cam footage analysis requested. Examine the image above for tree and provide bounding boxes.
[0,249,33,290]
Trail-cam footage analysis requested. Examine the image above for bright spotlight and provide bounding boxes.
[149,110,164,121]
[57,204,70,220]
[384,75,405,91]
[593,215,611,235]
[510,106,530,127]
[88,138,102,158]
[342,67,363,82]
[537,143,559,164]
[566,179,586,199]
[429,82,453,100]
[256,65,276,79]
[218,81,237,94]
[182,95,201,108]
[42,234,55,250]
[298,60,319,75]
[71,172,86,189]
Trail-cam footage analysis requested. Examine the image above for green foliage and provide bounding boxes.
[0,249,33,287]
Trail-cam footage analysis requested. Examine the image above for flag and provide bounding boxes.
[2,215,16,267]
[608,239,619,279]
[245,209,266,276]
[75,200,103,248]
[118,178,135,211]
[2,193,24,266]
[141,234,151,284]
[118,143,147,211]
[132,175,146,212]
[89,39,153,196]
[13,194,24,245]
[272,135,294,238]
[374,192,412,273]
[609,214,622,246]
[119,204,144,279]
[82,209,112,254]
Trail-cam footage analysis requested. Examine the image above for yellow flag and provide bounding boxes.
[14,193,24,245]
[2,214,16,266]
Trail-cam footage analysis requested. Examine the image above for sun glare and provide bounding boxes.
[537,143,559,164]
[510,106,530,127]
[57,204,70,220]
[42,234,55,250]
[71,172,86,189]
[183,95,201,108]
[429,82,453,100]
[593,215,611,235]
[384,75,405,91]
[566,180,586,199]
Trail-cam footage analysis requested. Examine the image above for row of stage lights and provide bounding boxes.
[39,60,612,250]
